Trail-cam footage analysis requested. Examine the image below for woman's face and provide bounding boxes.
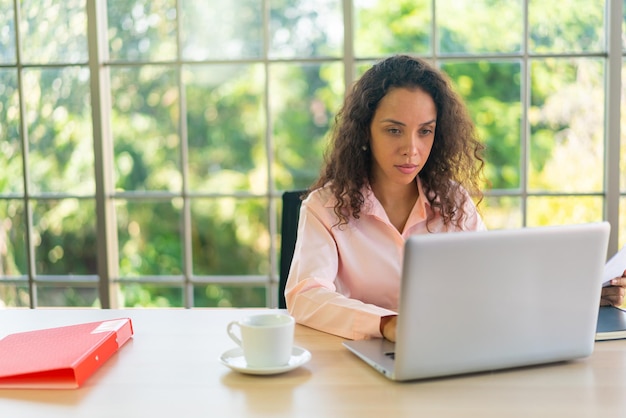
[369,87,437,189]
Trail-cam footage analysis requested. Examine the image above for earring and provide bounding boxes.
[361,145,368,151]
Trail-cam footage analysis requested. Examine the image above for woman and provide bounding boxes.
[285,54,626,341]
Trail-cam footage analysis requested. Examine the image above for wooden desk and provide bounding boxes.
[1,308,625,418]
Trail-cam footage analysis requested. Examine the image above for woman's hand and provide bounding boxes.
[600,269,626,307]
[380,315,398,342]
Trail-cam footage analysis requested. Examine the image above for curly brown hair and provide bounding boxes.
[309,54,485,229]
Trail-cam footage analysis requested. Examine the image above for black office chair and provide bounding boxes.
[278,190,306,309]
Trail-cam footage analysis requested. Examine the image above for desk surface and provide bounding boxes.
[1,308,625,418]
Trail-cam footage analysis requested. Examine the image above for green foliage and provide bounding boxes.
[0,70,23,194]
[268,0,343,57]
[185,64,265,191]
[33,199,98,275]
[116,200,183,277]
[528,0,604,53]
[442,61,522,189]
[355,0,431,56]
[120,283,182,308]
[438,0,523,54]
[194,284,266,308]
[191,198,269,276]
[110,66,180,191]
[271,63,340,190]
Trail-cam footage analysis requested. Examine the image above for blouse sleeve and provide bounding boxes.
[284,194,396,340]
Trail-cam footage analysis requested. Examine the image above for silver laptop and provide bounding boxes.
[343,222,610,381]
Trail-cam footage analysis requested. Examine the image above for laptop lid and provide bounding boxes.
[343,222,610,381]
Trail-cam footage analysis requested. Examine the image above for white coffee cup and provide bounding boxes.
[226,313,295,368]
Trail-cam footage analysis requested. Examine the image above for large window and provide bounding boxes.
[0,0,623,308]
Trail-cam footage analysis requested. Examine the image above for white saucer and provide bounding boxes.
[220,346,311,375]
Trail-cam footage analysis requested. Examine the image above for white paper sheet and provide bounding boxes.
[603,245,626,287]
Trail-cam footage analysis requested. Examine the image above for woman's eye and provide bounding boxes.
[420,128,433,136]
[387,128,401,134]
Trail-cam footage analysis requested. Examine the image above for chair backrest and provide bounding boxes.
[278,190,306,309]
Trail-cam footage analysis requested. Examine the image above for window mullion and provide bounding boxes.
[605,0,623,257]
[13,0,37,308]
[87,0,119,309]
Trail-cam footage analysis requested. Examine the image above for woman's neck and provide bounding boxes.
[370,180,419,233]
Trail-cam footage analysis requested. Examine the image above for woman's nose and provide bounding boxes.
[402,134,419,156]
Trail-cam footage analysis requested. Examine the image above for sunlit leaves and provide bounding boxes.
[107,0,177,61]
[269,0,343,58]
[22,68,94,194]
[438,0,523,54]
[442,61,522,190]
[355,0,431,56]
[116,199,183,276]
[20,0,87,64]
[31,199,97,275]
[110,66,181,192]
[529,0,605,53]
[184,64,265,192]
[0,70,22,193]
[191,198,269,276]
[270,62,342,190]
[529,59,604,193]
[181,0,263,60]
[0,0,15,63]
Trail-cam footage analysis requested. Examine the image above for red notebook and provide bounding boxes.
[0,318,133,389]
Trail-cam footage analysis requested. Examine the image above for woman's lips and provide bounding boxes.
[396,164,418,175]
